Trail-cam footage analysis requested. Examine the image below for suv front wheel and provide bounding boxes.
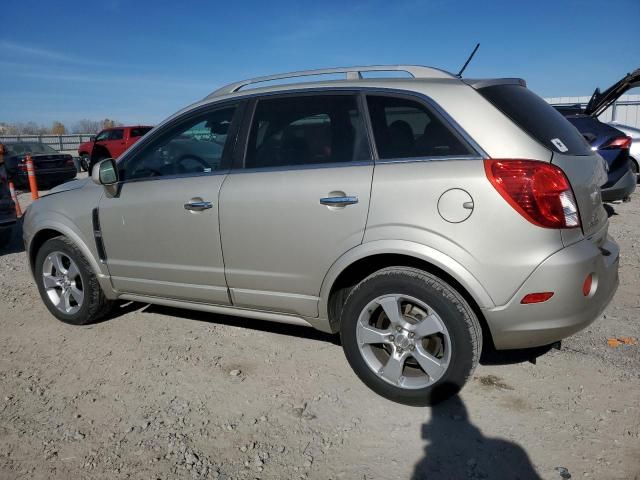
[340,267,482,406]
[35,236,113,325]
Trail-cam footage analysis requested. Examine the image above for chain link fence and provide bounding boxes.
[0,134,93,154]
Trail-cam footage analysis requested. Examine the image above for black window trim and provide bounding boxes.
[115,100,246,185]
[232,89,375,173]
[114,86,485,183]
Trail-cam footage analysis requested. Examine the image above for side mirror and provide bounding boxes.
[90,135,96,142]
[92,158,118,186]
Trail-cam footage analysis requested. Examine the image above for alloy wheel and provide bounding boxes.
[356,294,451,389]
[41,251,84,315]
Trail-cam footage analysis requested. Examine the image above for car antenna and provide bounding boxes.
[456,43,480,78]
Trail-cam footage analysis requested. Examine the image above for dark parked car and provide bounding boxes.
[609,122,640,182]
[0,152,16,249]
[554,68,639,202]
[2,142,77,189]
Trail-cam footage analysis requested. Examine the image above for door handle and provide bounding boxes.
[184,200,213,211]
[319,196,359,206]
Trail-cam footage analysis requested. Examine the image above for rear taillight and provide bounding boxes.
[521,292,554,304]
[600,136,632,150]
[484,159,580,229]
[582,274,593,297]
[65,156,75,167]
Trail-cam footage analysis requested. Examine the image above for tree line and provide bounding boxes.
[0,119,124,135]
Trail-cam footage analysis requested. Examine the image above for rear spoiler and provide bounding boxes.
[463,78,526,89]
[584,68,640,117]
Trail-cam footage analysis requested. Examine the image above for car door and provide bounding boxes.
[92,129,110,155]
[98,102,243,304]
[106,128,127,158]
[219,92,374,317]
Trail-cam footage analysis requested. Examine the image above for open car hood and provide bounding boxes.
[584,68,640,117]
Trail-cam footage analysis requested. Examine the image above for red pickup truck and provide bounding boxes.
[78,126,153,172]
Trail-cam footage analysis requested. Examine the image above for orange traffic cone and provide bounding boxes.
[25,154,39,200]
[8,181,23,217]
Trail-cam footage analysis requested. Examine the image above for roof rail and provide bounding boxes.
[207,65,453,98]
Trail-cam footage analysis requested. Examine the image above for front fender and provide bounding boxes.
[24,207,117,300]
[318,239,495,320]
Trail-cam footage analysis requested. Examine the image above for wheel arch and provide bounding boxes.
[28,222,116,299]
[320,241,495,341]
[90,144,111,162]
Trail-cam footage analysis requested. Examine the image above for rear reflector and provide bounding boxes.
[601,136,632,150]
[484,159,580,229]
[583,274,593,296]
[521,292,554,304]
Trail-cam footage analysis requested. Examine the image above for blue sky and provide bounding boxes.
[1,0,639,127]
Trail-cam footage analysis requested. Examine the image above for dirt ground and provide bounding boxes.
[1,184,639,480]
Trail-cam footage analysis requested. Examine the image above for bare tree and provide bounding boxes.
[72,119,102,134]
[7,122,48,135]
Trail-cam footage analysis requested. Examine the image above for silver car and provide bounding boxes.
[22,65,619,405]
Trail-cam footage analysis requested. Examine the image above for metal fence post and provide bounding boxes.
[59,136,63,151]
[611,101,617,122]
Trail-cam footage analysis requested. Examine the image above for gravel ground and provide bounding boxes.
[0,183,638,480]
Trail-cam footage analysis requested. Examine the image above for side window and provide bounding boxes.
[366,95,472,159]
[95,130,110,142]
[131,127,152,138]
[110,129,124,140]
[244,94,370,169]
[120,106,236,181]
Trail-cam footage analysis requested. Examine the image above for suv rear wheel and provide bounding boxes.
[35,236,113,325]
[340,267,481,406]
[80,154,90,172]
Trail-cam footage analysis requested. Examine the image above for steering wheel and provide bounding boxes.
[177,155,209,173]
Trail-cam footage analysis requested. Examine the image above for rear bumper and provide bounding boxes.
[483,235,619,350]
[15,168,77,186]
[601,168,636,202]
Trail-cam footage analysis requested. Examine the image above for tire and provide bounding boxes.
[80,154,90,172]
[340,267,482,406]
[34,236,113,325]
[88,151,108,175]
[631,157,639,184]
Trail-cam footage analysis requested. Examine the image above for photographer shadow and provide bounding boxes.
[0,219,25,256]
[412,392,541,480]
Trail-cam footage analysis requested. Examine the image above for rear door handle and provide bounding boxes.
[184,200,213,211]
[320,196,359,206]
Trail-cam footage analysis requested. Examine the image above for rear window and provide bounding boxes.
[479,84,591,156]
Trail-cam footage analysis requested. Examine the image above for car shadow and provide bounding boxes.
[480,343,556,366]
[603,203,618,218]
[0,218,25,255]
[411,391,542,479]
[102,303,569,356]
[130,303,341,345]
